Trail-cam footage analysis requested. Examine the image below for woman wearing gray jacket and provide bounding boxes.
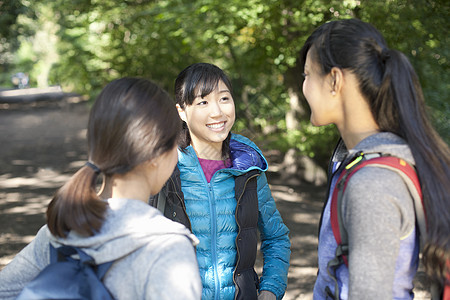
[0,78,202,299]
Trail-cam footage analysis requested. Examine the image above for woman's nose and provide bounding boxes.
[209,101,222,117]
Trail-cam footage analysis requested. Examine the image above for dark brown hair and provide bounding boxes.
[47,77,181,237]
[299,19,450,287]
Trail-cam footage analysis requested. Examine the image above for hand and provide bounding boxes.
[258,290,276,300]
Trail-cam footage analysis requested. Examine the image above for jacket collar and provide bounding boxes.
[178,134,268,174]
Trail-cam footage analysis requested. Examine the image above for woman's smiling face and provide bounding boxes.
[179,80,235,154]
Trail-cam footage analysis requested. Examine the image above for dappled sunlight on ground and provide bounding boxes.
[290,211,321,226]
[0,168,71,189]
[0,233,35,247]
[0,101,89,269]
[0,168,79,217]
[262,174,325,300]
[0,167,77,267]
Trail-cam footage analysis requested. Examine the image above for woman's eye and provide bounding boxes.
[301,72,308,78]
[220,97,230,102]
[197,100,207,105]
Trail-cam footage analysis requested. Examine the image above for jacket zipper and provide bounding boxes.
[207,182,221,300]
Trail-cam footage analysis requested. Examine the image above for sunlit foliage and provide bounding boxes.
[2,0,448,167]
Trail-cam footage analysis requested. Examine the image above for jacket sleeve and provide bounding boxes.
[0,226,51,299]
[256,172,291,300]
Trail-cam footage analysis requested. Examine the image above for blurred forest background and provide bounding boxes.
[1,0,448,179]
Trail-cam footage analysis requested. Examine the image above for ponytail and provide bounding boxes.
[46,164,108,238]
[386,49,450,285]
[371,48,399,135]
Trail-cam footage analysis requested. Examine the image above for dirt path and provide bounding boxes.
[0,99,430,299]
[0,100,87,258]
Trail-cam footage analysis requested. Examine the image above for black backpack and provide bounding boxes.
[17,244,113,300]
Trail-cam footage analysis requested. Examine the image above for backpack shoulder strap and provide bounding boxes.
[52,244,113,279]
[330,154,426,266]
[18,244,114,300]
[326,153,426,299]
[361,156,426,248]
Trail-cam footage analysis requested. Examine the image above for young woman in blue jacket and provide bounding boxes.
[150,63,291,300]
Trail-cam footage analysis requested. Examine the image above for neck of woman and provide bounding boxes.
[336,89,380,149]
[191,140,223,160]
[340,128,380,150]
[99,172,152,203]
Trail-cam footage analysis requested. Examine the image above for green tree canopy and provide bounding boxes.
[3,0,448,172]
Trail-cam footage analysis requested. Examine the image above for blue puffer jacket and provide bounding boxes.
[178,134,291,300]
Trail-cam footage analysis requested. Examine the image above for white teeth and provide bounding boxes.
[207,122,224,129]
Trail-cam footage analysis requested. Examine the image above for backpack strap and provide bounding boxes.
[326,152,426,300]
[51,244,113,280]
[18,244,114,300]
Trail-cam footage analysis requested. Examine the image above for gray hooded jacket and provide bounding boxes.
[0,198,202,300]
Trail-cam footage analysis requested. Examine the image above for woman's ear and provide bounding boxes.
[329,66,344,96]
[176,104,187,122]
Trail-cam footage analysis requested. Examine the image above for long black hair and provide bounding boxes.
[299,18,450,287]
[174,62,233,160]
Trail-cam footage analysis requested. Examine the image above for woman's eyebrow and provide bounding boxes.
[193,88,230,99]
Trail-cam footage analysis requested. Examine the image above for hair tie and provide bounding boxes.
[381,48,390,63]
[85,161,101,175]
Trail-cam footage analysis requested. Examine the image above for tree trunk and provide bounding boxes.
[241,85,255,135]
[281,66,327,185]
